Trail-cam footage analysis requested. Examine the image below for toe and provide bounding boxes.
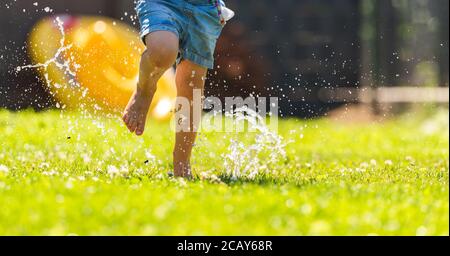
[135,120,146,136]
[122,113,129,124]
[129,118,138,133]
[126,124,134,133]
[125,116,135,132]
[126,119,135,132]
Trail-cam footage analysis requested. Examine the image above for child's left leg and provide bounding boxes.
[173,60,207,178]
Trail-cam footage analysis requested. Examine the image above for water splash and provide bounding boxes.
[222,107,287,180]
[16,16,80,90]
[14,15,119,130]
[11,14,154,172]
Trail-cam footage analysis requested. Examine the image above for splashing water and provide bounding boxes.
[12,15,154,170]
[17,16,80,90]
[15,16,110,132]
[222,107,287,180]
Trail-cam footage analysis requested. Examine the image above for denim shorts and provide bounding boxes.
[136,0,224,69]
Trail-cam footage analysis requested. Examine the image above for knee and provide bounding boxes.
[143,43,178,70]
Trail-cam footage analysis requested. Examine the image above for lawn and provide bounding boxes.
[0,108,448,235]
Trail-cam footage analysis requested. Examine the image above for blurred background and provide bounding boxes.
[0,0,448,118]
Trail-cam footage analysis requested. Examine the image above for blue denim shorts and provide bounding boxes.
[136,0,224,69]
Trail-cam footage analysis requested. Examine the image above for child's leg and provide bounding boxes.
[123,31,179,136]
[173,60,207,178]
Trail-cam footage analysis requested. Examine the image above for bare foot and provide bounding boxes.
[122,88,153,136]
[174,161,193,179]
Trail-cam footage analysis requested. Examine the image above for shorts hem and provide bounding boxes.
[140,25,180,45]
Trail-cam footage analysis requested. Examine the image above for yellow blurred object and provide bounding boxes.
[28,15,177,121]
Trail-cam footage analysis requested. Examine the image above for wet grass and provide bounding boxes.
[0,109,448,235]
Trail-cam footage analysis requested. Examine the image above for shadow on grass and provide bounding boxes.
[207,173,317,188]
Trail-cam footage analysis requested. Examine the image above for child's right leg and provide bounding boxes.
[123,31,179,136]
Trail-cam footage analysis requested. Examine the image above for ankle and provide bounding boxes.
[136,83,156,96]
[173,161,192,178]
[173,159,190,168]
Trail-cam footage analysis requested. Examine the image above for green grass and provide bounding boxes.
[0,109,448,235]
